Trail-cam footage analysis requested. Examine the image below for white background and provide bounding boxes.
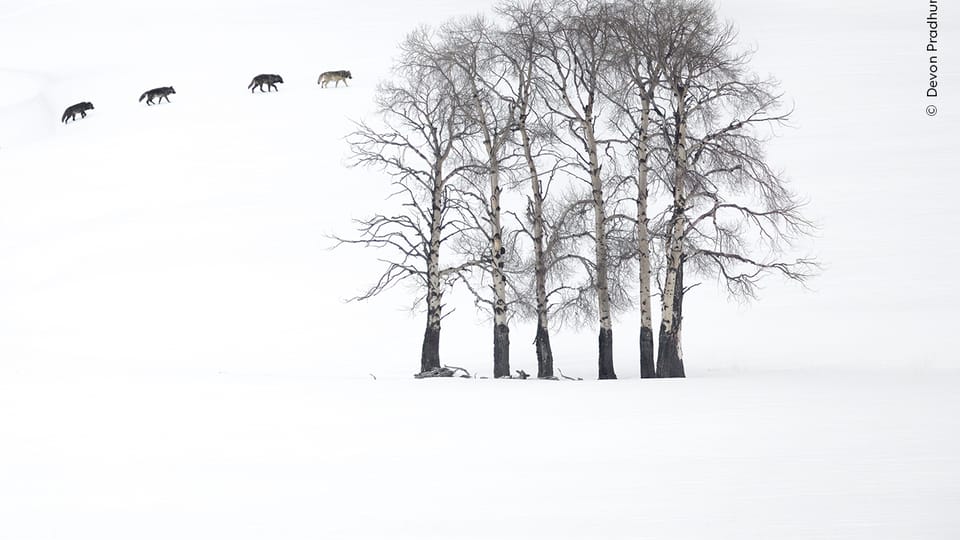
[1,3,958,537]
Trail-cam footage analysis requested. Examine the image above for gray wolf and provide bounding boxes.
[248,74,284,93]
[318,70,352,88]
[139,86,176,105]
[61,102,94,123]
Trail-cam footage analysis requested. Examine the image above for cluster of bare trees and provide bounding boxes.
[337,0,815,379]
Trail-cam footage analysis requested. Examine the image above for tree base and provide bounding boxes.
[421,325,441,374]
[656,325,685,378]
[536,324,554,379]
[598,327,617,379]
[493,323,510,378]
[640,326,655,378]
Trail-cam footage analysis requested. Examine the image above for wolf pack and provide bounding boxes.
[60,70,352,124]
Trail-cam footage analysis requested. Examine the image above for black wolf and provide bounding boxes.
[248,74,284,93]
[318,70,351,88]
[139,86,176,105]
[61,102,94,123]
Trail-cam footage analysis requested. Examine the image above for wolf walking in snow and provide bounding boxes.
[248,74,284,93]
[318,70,351,88]
[61,102,94,123]
[139,86,176,105]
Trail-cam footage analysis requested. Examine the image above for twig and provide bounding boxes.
[444,364,473,378]
[414,365,473,379]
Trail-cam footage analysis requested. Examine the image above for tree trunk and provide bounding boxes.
[490,181,511,378]
[489,161,510,378]
[520,112,555,379]
[598,327,615,379]
[656,259,685,377]
[420,165,445,374]
[640,326,655,377]
[637,91,655,379]
[584,118,617,380]
[655,322,679,378]
[474,92,511,379]
[673,259,685,376]
[535,323,554,378]
[493,323,510,378]
[657,88,688,379]
[420,320,441,373]
[657,218,685,377]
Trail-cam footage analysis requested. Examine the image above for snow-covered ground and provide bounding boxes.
[1,0,958,537]
[2,370,959,539]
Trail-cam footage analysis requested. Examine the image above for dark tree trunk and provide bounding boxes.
[656,260,686,378]
[598,327,616,379]
[493,323,510,378]
[655,323,682,377]
[420,324,440,374]
[639,326,655,378]
[535,324,554,379]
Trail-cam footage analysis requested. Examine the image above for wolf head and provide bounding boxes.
[345,71,352,79]
[83,102,94,110]
[273,75,284,84]
[166,87,176,94]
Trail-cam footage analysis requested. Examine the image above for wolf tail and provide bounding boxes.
[139,92,148,103]
[61,110,69,123]
[247,79,256,89]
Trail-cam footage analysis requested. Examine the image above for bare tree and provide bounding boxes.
[338,28,479,375]
[494,0,562,378]
[535,0,626,379]
[438,16,519,378]
[652,0,817,377]
[605,0,666,378]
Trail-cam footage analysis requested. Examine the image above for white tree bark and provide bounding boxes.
[421,163,445,372]
[467,73,512,377]
[657,85,688,378]
[522,122,551,342]
[585,120,612,334]
[661,109,687,334]
[636,89,656,378]
[584,114,616,380]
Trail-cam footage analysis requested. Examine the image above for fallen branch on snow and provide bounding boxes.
[556,368,582,381]
[414,365,472,379]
